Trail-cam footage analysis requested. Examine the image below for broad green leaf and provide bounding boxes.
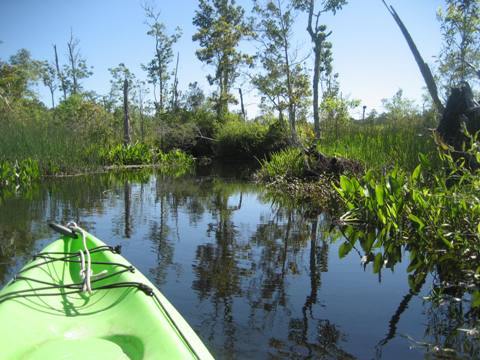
[411,164,421,182]
[339,241,353,258]
[408,213,425,231]
[375,185,384,206]
[473,291,480,308]
[339,176,351,193]
[373,253,383,273]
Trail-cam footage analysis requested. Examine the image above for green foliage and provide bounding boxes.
[256,147,305,181]
[100,143,154,165]
[437,0,480,91]
[381,89,418,121]
[320,93,359,139]
[192,0,253,117]
[0,159,40,194]
[0,49,43,105]
[156,149,195,177]
[99,143,194,176]
[292,0,348,137]
[143,3,182,111]
[252,0,311,134]
[334,132,480,304]
[215,118,289,160]
[319,111,438,171]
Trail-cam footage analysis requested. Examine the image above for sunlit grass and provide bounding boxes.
[318,117,439,171]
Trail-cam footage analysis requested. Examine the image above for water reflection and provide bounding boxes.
[0,170,476,359]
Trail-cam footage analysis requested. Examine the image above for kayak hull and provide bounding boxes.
[0,231,213,360]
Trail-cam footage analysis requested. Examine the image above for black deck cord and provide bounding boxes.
[1,247,202,359]
[21,251,129,274]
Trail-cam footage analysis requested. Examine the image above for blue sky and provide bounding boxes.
[0,0,445,118]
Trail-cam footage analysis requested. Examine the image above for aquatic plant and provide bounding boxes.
[334,131,480,305]
[0,159,40,193]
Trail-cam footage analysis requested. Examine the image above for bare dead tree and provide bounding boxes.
[67,32,79,95]
[53,44,67,101]
[171,52,180,111]
[382,1,444,113]
[238,88,246,120]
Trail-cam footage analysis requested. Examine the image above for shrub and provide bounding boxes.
[256,147,305,181]
[100,143,153,165]
[215,118,289,160]
[0,158,40,192]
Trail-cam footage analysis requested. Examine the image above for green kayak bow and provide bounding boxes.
[0,223,214,360]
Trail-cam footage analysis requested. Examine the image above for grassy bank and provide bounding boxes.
[318,111,439,171]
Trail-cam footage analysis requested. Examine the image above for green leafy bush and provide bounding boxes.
[0,158,40,192]
[215,119,289,160]
[256,147,305,181]
[100,143,153,165]
[156,149,195,177]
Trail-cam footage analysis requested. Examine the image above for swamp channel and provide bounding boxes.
[0,167,476,359]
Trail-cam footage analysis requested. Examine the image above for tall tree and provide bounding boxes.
[170,52,180,111]
[143,3,181,113]
[64,31,93,95]
[40,61,57,108]
[253,0,310,141]
[108,63,136,106]
[437,0,480,91]
[294,0,347,139]
[1,49,42,101]
[109,63,136,144]
[192,0,252,118]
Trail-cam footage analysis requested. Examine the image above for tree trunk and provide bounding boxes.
[383,1,444,113]
[312,43,321,139]
[155,40,165,112]
[140,107,145,142]
[50,88,55,109]
[53,44,67,101]
[238,88,246,120]
[123,78,131,146]
[437,83,480,151]
[67,35,78,95]
[172,52,179,111]
[124,181,131,238]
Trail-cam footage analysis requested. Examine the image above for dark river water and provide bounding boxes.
[0,169,470,359]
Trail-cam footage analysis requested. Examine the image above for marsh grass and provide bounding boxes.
[1,115,100,174]
[319,115,440,171]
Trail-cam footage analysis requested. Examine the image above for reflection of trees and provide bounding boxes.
[259,216,353,359]
[420,296,480,359]
[192,188,246,356]
[191,187,354,358]
[0,172,131,285]
[124,180,131,238]
[148,194,174,286]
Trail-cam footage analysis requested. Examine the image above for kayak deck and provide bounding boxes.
[0,231,213,359]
